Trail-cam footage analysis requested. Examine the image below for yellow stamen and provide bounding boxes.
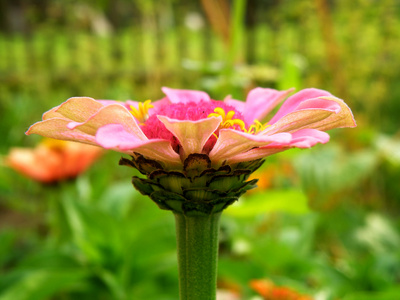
[247,119,270,134]
[130,100,154,124]
[208,107,271,134]
[208,107,246,131]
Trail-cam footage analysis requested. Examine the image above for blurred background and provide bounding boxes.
[1,0,400,299]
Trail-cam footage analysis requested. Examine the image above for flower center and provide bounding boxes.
[208,107,270,134]
[129,100,154,124]
[208,108,246,131]
[141,100,246,153]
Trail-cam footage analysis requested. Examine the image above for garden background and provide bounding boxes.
[1,0,400,299]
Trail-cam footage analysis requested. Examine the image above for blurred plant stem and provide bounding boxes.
[314,0,346,98]
[222,0,246,95]
[174,212,221,300]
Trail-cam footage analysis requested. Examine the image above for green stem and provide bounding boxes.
[174,212,222,300]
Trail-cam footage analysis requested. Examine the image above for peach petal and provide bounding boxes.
[162,87,211,104]
[96,124,181,166]
[42,105,63,120]
[26,118,97,145]
[269,88,333,124]
[50,97,104,122]
[263,109,334,135]
[312,96,357,130]
[157,115,222,158]
[67,104,147,139]
[209,129,292,163]
[264,97,356,135]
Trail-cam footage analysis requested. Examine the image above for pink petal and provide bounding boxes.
[269,88,333,124]
[295,98,341,113]
[161,87,211,104]
[243,87,294,124]
[227,148,284,164]
[157,115,222,158]
[264,96,356,134]
[289,129,330,147]
[267,129,330,148]
[66,104,147,139]
[209,129,292,163]
[96,124,181,166]
[223,97,246,114]
[226,129,330,164]
[26,118,97,145]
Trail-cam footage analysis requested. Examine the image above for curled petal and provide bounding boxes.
[209,129,292,163]
[96,124,181,166]
[311,96,357,130]
[26,118,97,144]
[42,105,63,120]
[263,109,334,135]
[227,129,329,164]
[162,87,211,104]
[46,97,104,122]
[269,88,334,124]
[158,115,222,158]
[288,129,330,147]
[264,97,356,135]
[66,104,147,140]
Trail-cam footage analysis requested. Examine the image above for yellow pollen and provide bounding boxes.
[130,100,154,124]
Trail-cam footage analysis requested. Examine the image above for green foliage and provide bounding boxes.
[1,0,400,299]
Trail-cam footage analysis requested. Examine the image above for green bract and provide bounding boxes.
[120,153,263,215]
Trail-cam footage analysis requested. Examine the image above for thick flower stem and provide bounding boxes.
[174,212,221,300]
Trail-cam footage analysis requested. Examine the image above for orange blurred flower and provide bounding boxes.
[5,138,102,183]
[250,279,313,300]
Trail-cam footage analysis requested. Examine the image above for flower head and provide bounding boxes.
[26,87,355,213]
[250,279,312,300]
[5,138,102,183]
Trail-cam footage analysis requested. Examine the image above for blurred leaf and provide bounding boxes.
[0,269,88,300]
[343,286,400,300]
[98,181,137,219]
[375,135,400,165]
[355,213,400,254]
[225,189,310,217]
[277,27,305,90]
[0,231,16,268]
[294,145,378,193]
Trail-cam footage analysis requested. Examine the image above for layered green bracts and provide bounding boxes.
[120,153,263,215]
[120,153,264,299]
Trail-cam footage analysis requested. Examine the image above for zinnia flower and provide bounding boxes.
[250,279,313,300]
[26,87,355,214]
[6,138,102,183]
